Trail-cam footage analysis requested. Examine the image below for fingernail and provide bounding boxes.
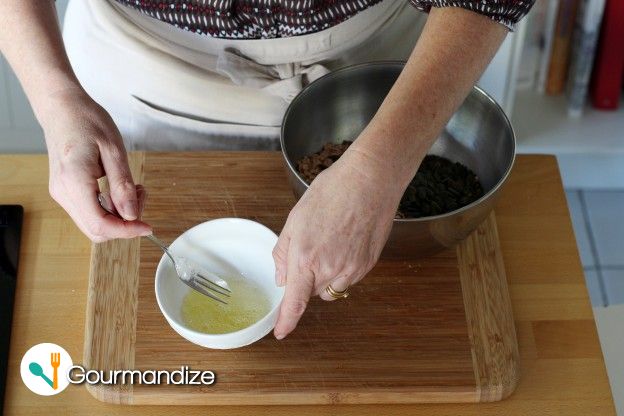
[274,332,285,340]
[123,200,138,220]
[140,228,153,237]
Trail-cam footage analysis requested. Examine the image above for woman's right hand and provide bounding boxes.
[42,89,152,242]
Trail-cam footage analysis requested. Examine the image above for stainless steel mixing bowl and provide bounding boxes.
[280,62,516,257]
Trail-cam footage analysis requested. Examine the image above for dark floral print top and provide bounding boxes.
[113,0,535,39]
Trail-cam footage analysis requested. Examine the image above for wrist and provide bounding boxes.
[38,86,94,139]
[346,125,428,191]
[30,75,89,132]
[340,144,414,201]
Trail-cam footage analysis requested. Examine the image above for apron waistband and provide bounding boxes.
[107,0,406,65]
[95,0,408,102]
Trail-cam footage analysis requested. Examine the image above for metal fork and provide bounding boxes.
[97,192,231,304]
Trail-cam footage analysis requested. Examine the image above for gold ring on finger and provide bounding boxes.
[325,284,350,300]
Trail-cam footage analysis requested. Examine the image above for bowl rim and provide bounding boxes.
[154,217,283,340]
[280,61,517,222]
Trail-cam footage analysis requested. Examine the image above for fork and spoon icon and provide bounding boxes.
[28,352,61,389]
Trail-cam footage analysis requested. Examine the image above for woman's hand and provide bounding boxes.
[43,89,152,242]
[272,148,406,339]
[2,0,150,241]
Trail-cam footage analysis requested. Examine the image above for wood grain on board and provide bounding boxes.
[84,152,518,405]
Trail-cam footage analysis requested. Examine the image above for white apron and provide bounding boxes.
[63,0,426,151]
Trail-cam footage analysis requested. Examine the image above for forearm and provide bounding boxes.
[350,7,507,188]
[0,0,84,130]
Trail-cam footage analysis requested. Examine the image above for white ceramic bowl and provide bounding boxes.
[155,218,284,349]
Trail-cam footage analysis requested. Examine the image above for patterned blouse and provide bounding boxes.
[113,0,535,39]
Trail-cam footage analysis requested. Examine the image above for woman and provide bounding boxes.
[0,0,533,340]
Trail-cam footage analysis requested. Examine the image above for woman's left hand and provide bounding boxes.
[272,148,405,339]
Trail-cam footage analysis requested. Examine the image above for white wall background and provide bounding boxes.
[0,0,68,153]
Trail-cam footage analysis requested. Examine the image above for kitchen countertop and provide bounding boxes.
[0,153,616,415]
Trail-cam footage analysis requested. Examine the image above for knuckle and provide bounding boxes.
[87,220,106,239]
[48,178,71,203]
[111,177,135,196]
[90,235,107,244]
[285,299,308,317]
[343,262,360,277]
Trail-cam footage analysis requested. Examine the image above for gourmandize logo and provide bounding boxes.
[20,343,217,394]
[20,343,73,396]
[29,352,61,390]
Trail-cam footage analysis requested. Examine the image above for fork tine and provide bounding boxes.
[194,273,231,297]
[195,272,231,293]
[186,280,228,305]
[194,279,231,298]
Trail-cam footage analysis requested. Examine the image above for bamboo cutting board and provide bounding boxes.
[84,152,519,405]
